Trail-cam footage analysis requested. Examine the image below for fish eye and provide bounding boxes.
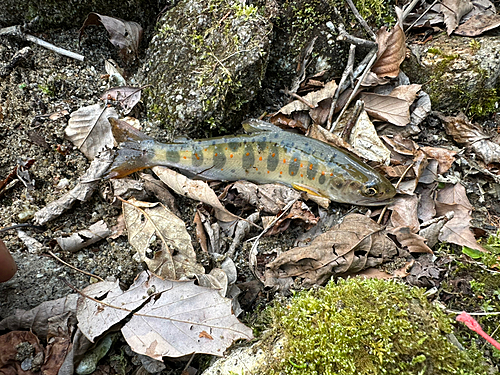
[362,185,378,196]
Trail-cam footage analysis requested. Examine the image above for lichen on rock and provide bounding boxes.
[141,0,272,135]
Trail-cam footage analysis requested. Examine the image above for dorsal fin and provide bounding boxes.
[242,119,282,133]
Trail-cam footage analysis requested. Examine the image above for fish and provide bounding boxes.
[107,118,396,205]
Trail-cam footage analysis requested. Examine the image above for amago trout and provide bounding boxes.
[107,119,396,205]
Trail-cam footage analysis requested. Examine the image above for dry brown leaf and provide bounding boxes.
[263,214,397,290]
[417,184,437,222]
[372,11,406,78]
[308,123,362,159]
[79,13,143,59]
[435,184,485,251]
[389,84,422,104]
[77,271,253,358]
[389,195,420,232]
[356,259,414,279]
[265,201,318,236]
[421,146,457,174]
[455,14,500,36]
[442,0,474,35]
[152,166,238,223]
[122,198,204,279]
[0,331,44,375]
[65,104,117,160]
[56,220,111,252]
[275,80,338,116]
[388,226,433,253]
[359,92,410,126]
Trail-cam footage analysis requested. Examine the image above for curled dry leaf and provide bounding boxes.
[152,166,238,222]
[65,104,117,160]
[80,13,143,58]
[389,84,422,104]
[122,198,204,279]
[265,200,318,236]
[101,86,144,115]
[34,149,114,225]
[56,220,111,252]
[359,92,410,126]
[388,226,433,254]
[455,14,500,36]
[372,11,406,78]
[442,0,474,35]
[77,271,253,358]
[263,214,398,291]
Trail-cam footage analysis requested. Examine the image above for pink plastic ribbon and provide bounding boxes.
[456,311,500,350]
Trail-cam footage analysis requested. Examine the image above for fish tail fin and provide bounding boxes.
[106,118,156,179]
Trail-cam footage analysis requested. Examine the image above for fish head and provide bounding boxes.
[327,173,396,206]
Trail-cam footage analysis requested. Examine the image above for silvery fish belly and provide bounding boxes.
[107,119,396,205]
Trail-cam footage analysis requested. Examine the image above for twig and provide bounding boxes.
[405,0,439,33]
[0,25,84,61]
[48,250,104,282]
[336,24,377,48]
[331,48,377,132]
[345,0,377,40]
[341,100,364,140]
[288,91,315,109]
[327,44,356,130]
[402,0,423,23]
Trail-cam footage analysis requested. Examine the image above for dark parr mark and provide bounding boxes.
[288,153,300,177]
[319,173,326,185]
[307,161,317,180]
[213,147,226,169]
[242,144,255,170]
[192,148,203,167]
[228,142,240,151]
[267,145,279,171]
[166,150,180,163]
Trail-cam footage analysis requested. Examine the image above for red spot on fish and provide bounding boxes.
[294,158,297,162]
[309,164,313,170]
[183,156,187,159]
[300,174,303,177]
[215,153,218,156]
[259,156,263,161]
[300,163,303,168]
[230,154,233,158]
[246,152,250,156]
[330,173,333,176]
[280,171,283,175]
[322,171,325,175]
[291,171,294,175]
[283,159,286,164]
[272,153,275,157]
[267,171,270,174]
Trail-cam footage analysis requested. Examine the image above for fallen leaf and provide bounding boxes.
[388,226,433,253]
[263,214,398,290]
[406,254,444,288]
[77,271,253,359]
[356,259,414,279]
[359,92,410,126]
[442,0,474,35]
[79,13,143,59]
[422,146,457,174]
[389,84,422,104]
[389,195,420,232]
[435,184,485,251]
[101,86,144,114]
[454,14,500,36]
[275,80,338,116]
[34,149,114,225]
[152,166,238,222]
[410,91,432,127]
[265,200,318,236]
[0,331,44,375]
[56,220,111,252]
[372,9,406,78]
[122,198,204,279]
[65,104,117,160]
[111,178,147,200]
[140,173,180,216]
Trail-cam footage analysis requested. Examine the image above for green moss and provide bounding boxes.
[266,278,489,375]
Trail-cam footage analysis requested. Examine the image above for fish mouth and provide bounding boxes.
[354,197,395,206]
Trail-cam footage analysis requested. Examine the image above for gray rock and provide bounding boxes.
[140,0,272,135]
[404,34,500,117]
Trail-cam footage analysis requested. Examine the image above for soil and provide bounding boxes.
[1,16,500,375]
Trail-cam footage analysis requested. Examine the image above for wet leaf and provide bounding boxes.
[65,104,117,160]
[372,9,406,78]
[101,86,144,114]
[79,13,143,59]
[152,166,238,222]
[263,214,398,290]
[442,0,474,35]
[77,271,253,358]
[359,92,410,126]
[454,14,500,36]
[56,220,111,252]
[122,198,204,279]
[0,331,44,375]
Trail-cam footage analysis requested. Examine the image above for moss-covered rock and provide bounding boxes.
[267,278,490,375]
[403,34,500,118]
[141,0,272,136]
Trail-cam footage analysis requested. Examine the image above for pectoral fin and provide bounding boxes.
[292,182,325,197]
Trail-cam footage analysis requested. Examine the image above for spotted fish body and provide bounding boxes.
[108,119,396,205]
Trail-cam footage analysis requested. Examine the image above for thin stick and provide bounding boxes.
[402,0,422,22]
[331,49,377,132]
[336,24,377,48]
[327,44,356,130]
[345,0,377,40]
[48,250,104,282]
[405,0,439,33]
[0,25,84,61]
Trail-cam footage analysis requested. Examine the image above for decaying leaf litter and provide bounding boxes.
[1,2,500,374]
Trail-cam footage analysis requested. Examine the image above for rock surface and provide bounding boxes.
[141,0,272,135]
